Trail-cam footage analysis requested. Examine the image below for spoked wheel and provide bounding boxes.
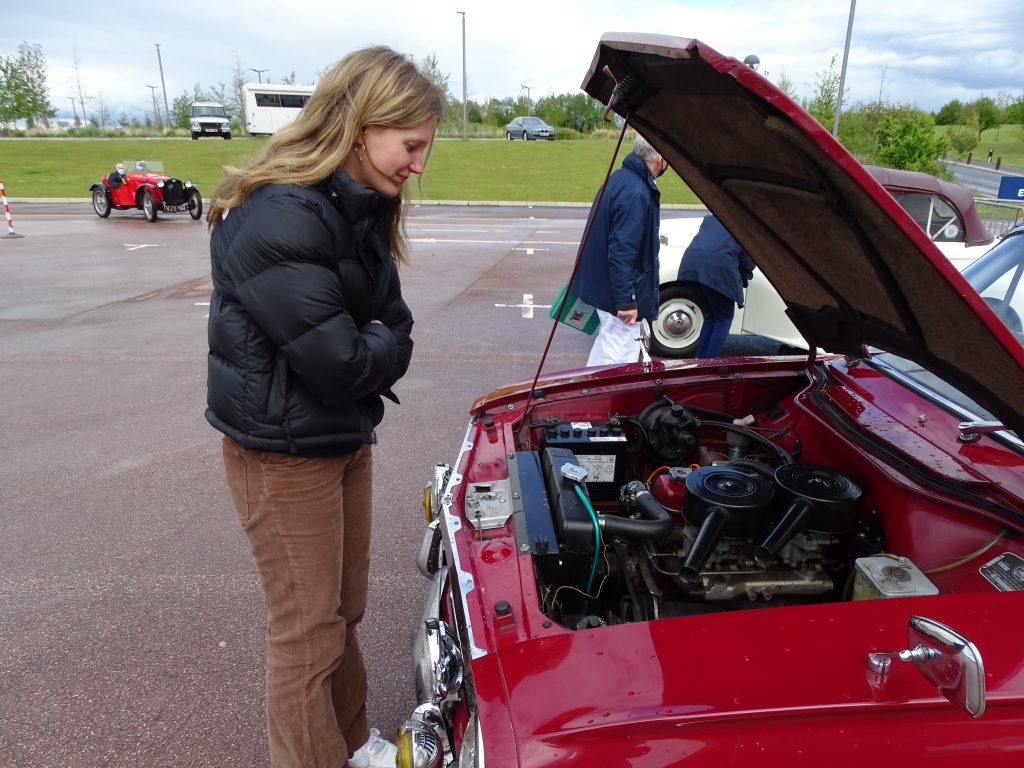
[187,188,203,221]
[142,191,158,222]
[92,188,111,218]
[651,283,702,358]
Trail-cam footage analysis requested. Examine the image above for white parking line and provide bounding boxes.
[124,243,167,251]
[494,293,552,319]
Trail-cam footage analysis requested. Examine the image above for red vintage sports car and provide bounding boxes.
[89,160,202,222]
[397,34,1024,768]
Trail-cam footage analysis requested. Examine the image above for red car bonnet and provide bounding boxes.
[580,33,1024,439]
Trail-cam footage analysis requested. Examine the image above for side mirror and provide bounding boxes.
[867,615,986,717]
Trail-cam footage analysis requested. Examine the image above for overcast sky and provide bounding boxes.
[3,0,1022,122]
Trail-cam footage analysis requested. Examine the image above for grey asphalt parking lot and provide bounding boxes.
[0,201,778,767]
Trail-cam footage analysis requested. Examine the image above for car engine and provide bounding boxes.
[510,393,887,630]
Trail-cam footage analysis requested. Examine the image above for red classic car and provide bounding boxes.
[396,34,1024,768]
[89,160,202,222]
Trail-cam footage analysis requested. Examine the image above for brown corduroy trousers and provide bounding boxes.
[222,437,373,768]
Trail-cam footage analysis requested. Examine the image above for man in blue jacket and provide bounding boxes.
[677,214,756,358]
[571,135,667,365]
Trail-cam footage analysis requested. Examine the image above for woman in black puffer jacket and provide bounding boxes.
[205,46,445,768]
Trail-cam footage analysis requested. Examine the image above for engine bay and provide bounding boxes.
[475,369,1019,632]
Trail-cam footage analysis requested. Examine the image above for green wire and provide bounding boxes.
[573,483,601,596]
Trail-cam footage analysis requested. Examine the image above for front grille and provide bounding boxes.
[162,181,186,205]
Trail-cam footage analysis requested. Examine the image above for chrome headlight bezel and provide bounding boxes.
[414,616,464,706]
[396,707,444,768]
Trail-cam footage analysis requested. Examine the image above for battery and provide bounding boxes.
[542,421,629,502]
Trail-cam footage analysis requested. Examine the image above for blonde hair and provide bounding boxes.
[207,46,446,263]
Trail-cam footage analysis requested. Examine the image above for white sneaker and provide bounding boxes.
[349,728,398,768]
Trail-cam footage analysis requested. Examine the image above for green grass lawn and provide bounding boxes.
[0,137,700,204]
[3,127,1020,203]
[938,124,1024,168]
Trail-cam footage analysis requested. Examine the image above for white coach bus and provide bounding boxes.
[243,83,315,136]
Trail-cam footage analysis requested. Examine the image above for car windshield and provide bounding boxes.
[872,232,1024,438]
[123,160,165,173]
[522,117,546,126]
[193,105,228,118]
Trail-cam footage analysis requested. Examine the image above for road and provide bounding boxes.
[0,202,780,767]
[948,160,1023,198]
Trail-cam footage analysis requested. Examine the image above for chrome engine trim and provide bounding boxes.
[440,424,488,659]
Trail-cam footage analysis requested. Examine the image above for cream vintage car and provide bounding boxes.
[653,166,995,356]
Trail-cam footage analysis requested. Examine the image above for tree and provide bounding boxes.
[1006,95,1024,128]
[229,54,247,130]
[806,54,846,129]
[416,54,452,101]
[773,69,799,101]
[71,45,89,125]
[947,125,977,157]
[934,99,963,126]
[534,92,603,132]
[875,108,949,173]
[171,92,192,129]
[968,96,999,138]
[482,96,516,127]
[0,42,55,128]
[95,94,111,130]
[0,57,21,126]
[280,71,297,85]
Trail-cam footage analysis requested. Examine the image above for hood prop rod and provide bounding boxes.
[516,81,633,430]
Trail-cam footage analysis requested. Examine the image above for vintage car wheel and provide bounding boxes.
[91,188,111,219]
[142,191,158,223]
[651,283,702,358]
[187,189,203,221]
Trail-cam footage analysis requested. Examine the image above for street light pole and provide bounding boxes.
[155,43,170,124]
[250,68,268,84]
[832,0,856,138]
[457,11,467,140]
[145,85,161,130]
[521,84,532,114]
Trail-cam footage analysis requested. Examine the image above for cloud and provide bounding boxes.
[3,0,1021,120]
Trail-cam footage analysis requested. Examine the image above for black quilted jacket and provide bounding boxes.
[206,170,413,453]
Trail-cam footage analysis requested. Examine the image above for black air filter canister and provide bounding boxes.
[753,463,861,565]
[680,466,775,581]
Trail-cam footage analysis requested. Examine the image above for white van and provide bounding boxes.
[189,102,232,140]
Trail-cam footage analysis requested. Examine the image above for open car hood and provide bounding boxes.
[582,33,1024,439]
